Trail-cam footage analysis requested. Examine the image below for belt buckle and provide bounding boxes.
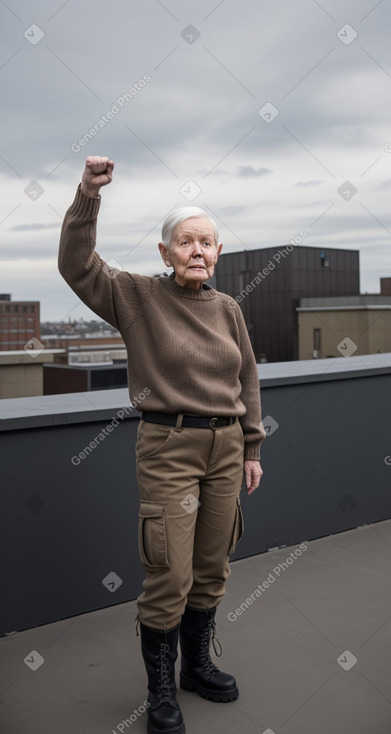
[209,417,219,429]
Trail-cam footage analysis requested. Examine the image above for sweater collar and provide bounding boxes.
[158,272,217,300]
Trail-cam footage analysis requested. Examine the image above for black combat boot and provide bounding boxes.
[179,606,239,702]
[138,618,185,734]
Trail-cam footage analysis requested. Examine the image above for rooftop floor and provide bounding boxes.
[2,519,391,734]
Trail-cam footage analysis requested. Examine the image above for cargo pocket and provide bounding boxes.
[228,494,244,556]
[138,500,170,568]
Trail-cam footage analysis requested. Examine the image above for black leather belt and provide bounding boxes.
[141,411,236,429]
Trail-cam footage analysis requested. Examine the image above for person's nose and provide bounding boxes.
[192,241,203,257]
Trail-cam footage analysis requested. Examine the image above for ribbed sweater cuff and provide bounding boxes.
[69,184,101,218]
[244,441,261,461]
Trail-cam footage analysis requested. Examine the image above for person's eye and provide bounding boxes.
[203,241,211,247]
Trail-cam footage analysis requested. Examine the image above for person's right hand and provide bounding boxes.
[81,156,114,198]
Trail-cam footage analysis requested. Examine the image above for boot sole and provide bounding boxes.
[180,673,239,702]
[147,720,185,734]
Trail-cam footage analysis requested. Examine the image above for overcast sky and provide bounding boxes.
[1,0,391,322]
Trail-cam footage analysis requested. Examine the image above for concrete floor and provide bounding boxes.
[2,520,391,734]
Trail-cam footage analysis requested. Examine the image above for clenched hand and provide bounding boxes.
[81,156,115,198]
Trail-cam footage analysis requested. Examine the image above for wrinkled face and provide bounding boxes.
[158,217,223,290]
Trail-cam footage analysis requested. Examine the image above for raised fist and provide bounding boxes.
[81,156,115,197]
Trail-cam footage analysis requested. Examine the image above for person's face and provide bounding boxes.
[158,217,223,290]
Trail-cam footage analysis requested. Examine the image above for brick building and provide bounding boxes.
[0,294,40,351]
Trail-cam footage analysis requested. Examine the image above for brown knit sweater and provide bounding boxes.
[58,185,266,460]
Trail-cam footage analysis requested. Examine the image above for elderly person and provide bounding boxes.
[58,156,266,734]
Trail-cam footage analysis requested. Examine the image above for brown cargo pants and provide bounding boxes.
[135,414,245,630]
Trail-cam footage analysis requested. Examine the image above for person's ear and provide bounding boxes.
[215,243,223,260]
[158,242,171,267]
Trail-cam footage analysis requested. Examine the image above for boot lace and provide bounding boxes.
[156,642,173,703]
[199,617,222,676]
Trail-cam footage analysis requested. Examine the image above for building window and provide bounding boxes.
[320,251,329,267]
[23,305,28,312]
[30,305,35,313]
[14,304,19,313]
[313,328,321,357]
[5,305,10,313]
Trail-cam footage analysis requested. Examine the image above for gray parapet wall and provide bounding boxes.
[1,353,390,635]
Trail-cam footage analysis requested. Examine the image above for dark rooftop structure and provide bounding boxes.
[215,245,360,362]
[43,362,128,394]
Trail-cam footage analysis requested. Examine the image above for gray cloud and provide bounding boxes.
[0,0,390,319]
[10,222,61,231]
[236,166,271,178]
[377,179,391,190]
[295,181,323,187]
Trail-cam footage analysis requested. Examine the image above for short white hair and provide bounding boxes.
[161,207,219,247]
